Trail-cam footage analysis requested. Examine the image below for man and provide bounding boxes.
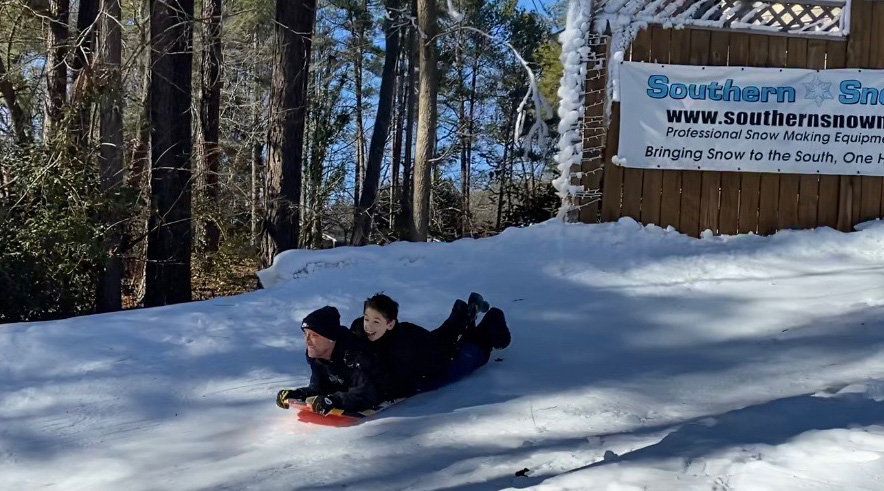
[275,306,390,415]
[351,293,511,399]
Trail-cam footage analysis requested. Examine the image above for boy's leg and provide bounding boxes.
[430,299,472,359]
[466,307,511,351]
[446,340,492,382]
[419,339,492,392]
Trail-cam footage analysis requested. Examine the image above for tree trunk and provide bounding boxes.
[456,28,466,237]
[129,5,151,191]
[462,50,479,237]
[352,3,366,208]
[199,0,223,251]
[352,0,402,246]
[398,17,416,238]
[409,0,437,242]
[306,55,324,250]
[45,0,69,142]
[145,0,195,307]
[261,0,315,267]
[70,0,99,152]
[251,128,262,247]
[496,100,516,230]
[123,5,151,306]
[95,0,124,312]
[390,32,407,227]
[0,56,31,145]
[250,32,262,247]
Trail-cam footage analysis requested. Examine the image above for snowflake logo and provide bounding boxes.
[803,74,834,107]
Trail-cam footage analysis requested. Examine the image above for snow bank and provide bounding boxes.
[6,219,884,490]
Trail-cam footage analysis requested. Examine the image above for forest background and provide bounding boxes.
[0,0,568,322]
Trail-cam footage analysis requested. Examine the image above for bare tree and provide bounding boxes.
[351,0,402,246]
[262,0,316,266]
[45,0,69,141]
[496,98,516,230]
[0,56,31,145]
[350,0,367,209]
[408,0,437,242]
[70,0,98,151]
[95,0,123,312]
[145,0,195,306]
[250,32,263,247]
[200,0,223,251]
[389,27,408,226]
[460,38,481,237]
[398,14,416,238]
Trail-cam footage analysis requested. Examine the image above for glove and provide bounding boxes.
[276,388,308,409]
[311,395,336,416]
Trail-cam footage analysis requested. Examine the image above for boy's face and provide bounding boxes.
[363,306,395,341]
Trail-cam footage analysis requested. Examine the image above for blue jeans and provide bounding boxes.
[419,341,491,392]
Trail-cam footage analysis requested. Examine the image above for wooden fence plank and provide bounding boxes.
[679,29,711,237]
[757,35,787,235]
[718,31,747,235]
[578,33,609,223]
[621,28,653,222]
[777,38,812,229]
[639,26,670,226]
[737,33,768,234]
[818,39,845,230]
[600,102,623,222]
[796,39,825,230]
[659,27,689,229]
[847,0,874,229]
[776,37,807,231]
[873,3,884,221]
[698,31,730,234]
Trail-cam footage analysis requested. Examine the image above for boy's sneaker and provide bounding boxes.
[481,307,511,350]
[467,292,490,323]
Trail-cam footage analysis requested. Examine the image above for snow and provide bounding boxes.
[6,219,884,489]
[553,0,594,218]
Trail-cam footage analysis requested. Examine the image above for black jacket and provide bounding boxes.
[299,331,391,411]
[350,317,447,399]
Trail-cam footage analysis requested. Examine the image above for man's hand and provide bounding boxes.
[276,388,308,409]
[311,396,336,415]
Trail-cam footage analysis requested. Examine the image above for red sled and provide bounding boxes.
[288,396,402,427]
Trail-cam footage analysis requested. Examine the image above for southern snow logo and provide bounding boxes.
[803,74,834,106]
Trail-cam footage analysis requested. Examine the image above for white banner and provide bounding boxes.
[618,61,884,176]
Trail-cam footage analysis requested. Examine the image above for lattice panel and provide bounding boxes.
[717,1,843,33]
[594,0,847,37]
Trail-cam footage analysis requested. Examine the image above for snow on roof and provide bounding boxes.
[593,0,849,38]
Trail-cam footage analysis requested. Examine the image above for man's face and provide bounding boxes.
[363,306,395,342]
[304,328,335,360]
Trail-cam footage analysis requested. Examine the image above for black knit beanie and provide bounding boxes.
[301,306,347,341]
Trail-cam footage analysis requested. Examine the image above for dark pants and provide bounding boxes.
[419,340,491,392]
[429,301,471,361]
[420,307,507,392]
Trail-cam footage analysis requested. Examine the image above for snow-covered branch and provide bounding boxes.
[459,26,554,154]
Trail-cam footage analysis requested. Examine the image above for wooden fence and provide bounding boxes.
[589,0,884,236]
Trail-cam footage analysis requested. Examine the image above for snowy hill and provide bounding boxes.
[4,218,884,490]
